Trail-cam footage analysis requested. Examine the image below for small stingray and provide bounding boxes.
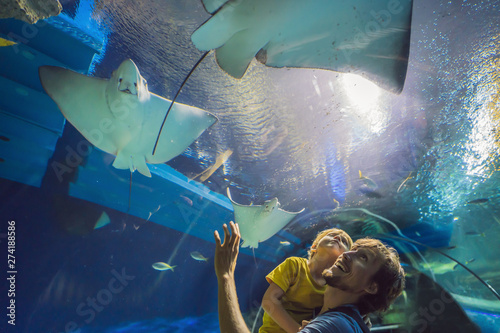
[227,188,304,248]
[192,0,413,93]
[39,59,217,177]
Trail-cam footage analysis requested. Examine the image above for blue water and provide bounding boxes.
[1,178,272,333]
[81,315,220,333]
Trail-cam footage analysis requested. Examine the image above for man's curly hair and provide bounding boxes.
[353,238,406,315]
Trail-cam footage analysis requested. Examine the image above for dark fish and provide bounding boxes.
[360,187,383,198]
[465,231,486,237]
[51,195,109,235]
[466,198,489,205]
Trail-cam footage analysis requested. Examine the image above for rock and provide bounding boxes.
[0,0,62,24]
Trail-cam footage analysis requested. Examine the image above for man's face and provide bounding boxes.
[322,245,384,295]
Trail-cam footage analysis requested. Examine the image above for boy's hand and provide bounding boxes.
[299,320,310,331]
[214,221,241,279]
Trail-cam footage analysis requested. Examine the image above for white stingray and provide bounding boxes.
[192,0,413,93]
[227,188,304,248]
[39,59,217,177]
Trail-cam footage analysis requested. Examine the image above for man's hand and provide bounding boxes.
[362,315,372,329]
[214,221,241,279]
[214,222,250,333]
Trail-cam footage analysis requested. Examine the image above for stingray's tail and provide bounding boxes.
[152,51,210,155]
[252,247,258,267]
[128,171,133,213]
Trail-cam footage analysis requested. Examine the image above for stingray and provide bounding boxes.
[191,0,413,93]
[39,59,217,177]
[227,188,304,248]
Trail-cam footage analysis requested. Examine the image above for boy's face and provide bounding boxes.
[314,232,350,263]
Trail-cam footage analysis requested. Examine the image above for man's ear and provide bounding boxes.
[364,282,378,295]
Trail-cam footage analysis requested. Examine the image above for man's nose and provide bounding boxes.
[343,251,355,261]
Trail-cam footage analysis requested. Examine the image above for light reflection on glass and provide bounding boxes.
[341,73,386,134]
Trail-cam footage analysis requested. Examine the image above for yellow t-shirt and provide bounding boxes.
[259,257,326,333]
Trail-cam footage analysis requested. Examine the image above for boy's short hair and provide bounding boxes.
[308,228,353,259]
[353,238,406,314]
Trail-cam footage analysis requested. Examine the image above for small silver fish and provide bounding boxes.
[280,241,291,246]
[152,262,176,271]
[190,251,209,262]
[180,195,193,206]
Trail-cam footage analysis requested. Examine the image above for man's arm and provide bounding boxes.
[214,222,251,333]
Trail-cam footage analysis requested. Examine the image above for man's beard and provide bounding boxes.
[322,269,351,292]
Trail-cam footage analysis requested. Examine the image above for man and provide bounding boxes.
[214,222,405,333]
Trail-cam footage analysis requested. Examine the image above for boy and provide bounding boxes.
[260,228,353,333]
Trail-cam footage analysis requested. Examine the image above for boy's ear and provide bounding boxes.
[364,281,378,295]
